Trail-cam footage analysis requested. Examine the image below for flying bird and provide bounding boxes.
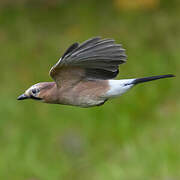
[17,37,174,107]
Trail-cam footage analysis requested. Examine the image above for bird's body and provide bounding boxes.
[17,37,174,107]
[55,80,108,107]
[31,80,108,107]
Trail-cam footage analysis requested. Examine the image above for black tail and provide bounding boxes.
[133,74,175,85]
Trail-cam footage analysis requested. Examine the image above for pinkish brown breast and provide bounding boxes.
[57,80,110,107]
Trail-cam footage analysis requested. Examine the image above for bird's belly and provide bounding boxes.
[75,96,105,107]
[58,80,109,107]
[59,94,105,107]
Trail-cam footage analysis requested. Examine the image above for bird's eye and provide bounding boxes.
[32,89,38,94]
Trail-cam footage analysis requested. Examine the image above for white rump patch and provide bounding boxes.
[105,79,135,98]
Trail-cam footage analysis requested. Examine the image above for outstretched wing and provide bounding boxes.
[49,37,126,87]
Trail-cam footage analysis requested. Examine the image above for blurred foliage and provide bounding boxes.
[114,0,160,10]
[0,0,179,180]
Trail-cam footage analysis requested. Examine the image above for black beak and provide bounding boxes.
[17,94,29,100]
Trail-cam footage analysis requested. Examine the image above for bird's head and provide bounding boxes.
[17,82,55,102]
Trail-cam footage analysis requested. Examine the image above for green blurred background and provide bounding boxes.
[0,0,179,179]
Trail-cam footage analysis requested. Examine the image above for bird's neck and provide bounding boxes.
[40,82,59,103]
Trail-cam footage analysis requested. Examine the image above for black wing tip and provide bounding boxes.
[62,42,79,59]
[86,68,119,80]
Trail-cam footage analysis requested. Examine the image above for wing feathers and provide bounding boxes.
[73,39,115,56]
[50,37,127,82]
[74,37,101,52]
[62,42,79,59]
[86,68,119,79]
[64,38,126,69]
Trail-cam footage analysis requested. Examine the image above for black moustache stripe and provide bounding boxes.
[30,95,42,100]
